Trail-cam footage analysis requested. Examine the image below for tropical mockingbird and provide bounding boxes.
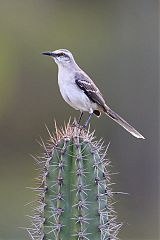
[42,49,144,139]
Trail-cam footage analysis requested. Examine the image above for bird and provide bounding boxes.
[42,49,144,139]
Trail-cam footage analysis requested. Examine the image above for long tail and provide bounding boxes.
[104,106,145,139]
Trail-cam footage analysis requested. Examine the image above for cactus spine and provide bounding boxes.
[27,120,121,240]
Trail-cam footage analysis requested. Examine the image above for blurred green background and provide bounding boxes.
[0,0,158,239]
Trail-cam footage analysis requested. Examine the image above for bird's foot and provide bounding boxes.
[71,123,87,133]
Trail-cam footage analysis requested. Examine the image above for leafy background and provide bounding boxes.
[0,0,158,239]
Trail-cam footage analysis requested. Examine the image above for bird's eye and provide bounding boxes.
[57,53,65,57]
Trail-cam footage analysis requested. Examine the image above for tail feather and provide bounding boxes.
[104,107,145,139]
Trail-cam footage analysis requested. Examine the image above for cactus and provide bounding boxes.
[27,120,121,240]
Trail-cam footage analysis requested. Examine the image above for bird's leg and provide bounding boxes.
[78,111,84,125]
[83,112,93,128]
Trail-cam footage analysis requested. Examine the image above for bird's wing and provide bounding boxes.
[75,72,106,110]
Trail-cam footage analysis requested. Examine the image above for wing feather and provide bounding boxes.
[75,72,106,110]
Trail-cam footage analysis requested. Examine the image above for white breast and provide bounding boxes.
[57,67,95,113]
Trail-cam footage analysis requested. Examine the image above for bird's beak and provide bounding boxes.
[42,51,57,57]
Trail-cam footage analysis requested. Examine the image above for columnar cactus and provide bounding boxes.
[27,120,121,240]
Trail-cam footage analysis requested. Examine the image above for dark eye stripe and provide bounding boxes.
[57,53,65,57]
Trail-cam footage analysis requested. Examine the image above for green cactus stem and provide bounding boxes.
[27,120,121,240]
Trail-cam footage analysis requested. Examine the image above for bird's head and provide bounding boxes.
[42,49,75,67]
